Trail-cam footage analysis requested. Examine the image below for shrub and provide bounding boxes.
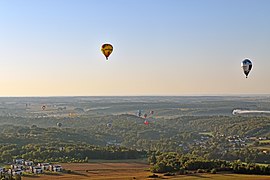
[211,169,217,174]
[177,167,186,175]
[148,174,159,178]
[197,169,205,173]
[164,172,175,176]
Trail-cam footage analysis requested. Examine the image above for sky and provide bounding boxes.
[0,0,270,96]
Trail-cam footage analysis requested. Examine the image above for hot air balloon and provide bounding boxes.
[41,105,46,111]
[57,122,62,128]
[144,113,148,119]
[137,110,142,117]
[241,59,252,78]
[107,123,112,128]
[144,120,149,125]
[101,43,113,60]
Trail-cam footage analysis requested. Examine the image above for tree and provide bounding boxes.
[148,153,157,165]
[211,169,217,174]
[14,174,21,180]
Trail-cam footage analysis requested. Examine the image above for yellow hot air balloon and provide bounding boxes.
[101,43,113,60]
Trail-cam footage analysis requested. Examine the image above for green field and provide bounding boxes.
[255,145,270,151]
[88,158,148,163]
[260,140,270,143]
[199,132,214,136]
[167,173,270,180]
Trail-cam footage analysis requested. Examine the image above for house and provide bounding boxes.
[13,169,23,176]
[8,169,23,176]
[53,165,62,172]
[106,140,122,146]
[24,160,33,166]
[0,168,5,173]
[14,159,24,165]
[11,164,23,170]
[49,165,62,172]
[30,166,43,174]
[38,163,50,170]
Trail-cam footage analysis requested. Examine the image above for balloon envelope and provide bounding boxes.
[241,59,252,78]
[137,110,142,117]
[144,114,147,118]
[57,122,62,127]
[101,44,113,60]
[107,123,112,128]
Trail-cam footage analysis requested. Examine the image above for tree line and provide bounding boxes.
[148,152,270,175]
[0,143,146,163]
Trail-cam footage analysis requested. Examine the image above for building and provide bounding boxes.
[49,165,62,172]
[13,169,23,176]
[0,168,5,173]
[30,166,43,174]
[11,164,23,170]
[38,163,50,171]
[25,160,33,166]
[8,169,23,176]
[14,159,24,165]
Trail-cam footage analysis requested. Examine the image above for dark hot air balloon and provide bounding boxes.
[241,59,252,78]
[101,43,113,60]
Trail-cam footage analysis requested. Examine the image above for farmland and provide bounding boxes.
[22,162,270,180]
[0,96,269,179]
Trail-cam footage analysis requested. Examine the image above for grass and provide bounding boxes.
[43,171,62,176]
[259,140,270,143]
[87,158,148,163]
[254,145,270,151]
[199,132,213,137]
[256,163,270,167]
[167,173,270,179]
[22,172,40,177]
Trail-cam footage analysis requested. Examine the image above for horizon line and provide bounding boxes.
[0,94,270,98]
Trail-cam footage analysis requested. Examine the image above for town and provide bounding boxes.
[0,159,62,179]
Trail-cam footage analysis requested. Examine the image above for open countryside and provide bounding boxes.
[0,96,269,179]
[1,0,270,179]
[21,162,270,180]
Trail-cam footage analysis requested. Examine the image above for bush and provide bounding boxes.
[164,172,175,176]
[197,169,205,173]
[148,174,159,178]
[66,170,72,174]
[211,169,217,174]
[177,167,186,175]
[13,174,21,180]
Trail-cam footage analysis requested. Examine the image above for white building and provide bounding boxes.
[12,169,23,176]
[24,160,33,166]
[11,164,23,170]
[14,159,24,165]
[0,168,5,173]
[8,169,23,176]
[32,167,43,174]
[50,165,62,172]
[38,163,50,170]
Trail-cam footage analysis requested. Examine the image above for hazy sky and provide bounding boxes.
[1,0,270,96]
